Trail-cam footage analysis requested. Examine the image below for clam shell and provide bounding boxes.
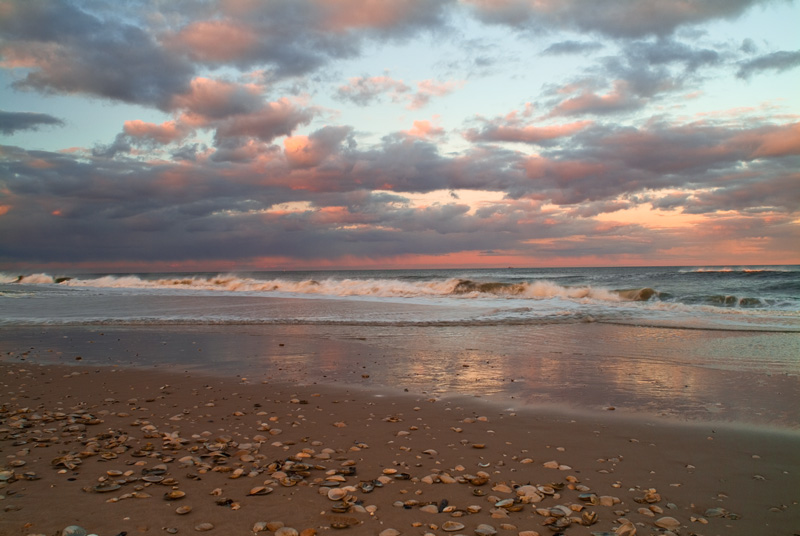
[327,488,348,501]
[442,521,465,532]
[164,490,186,500]
[176,505,192,515]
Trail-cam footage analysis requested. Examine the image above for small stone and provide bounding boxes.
[253,522,269,533]
[275,528,299,536]
[266,521,285,531]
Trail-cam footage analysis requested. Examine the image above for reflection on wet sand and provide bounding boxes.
[1,322,797,428]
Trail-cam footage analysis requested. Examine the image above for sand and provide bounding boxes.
[1,358,798,536]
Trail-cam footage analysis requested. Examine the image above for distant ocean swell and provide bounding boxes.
[0,272,785,309]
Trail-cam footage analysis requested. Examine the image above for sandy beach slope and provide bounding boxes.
[1,361,798,536]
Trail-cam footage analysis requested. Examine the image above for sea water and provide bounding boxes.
[2,266,798,331]
[1,266,798,426]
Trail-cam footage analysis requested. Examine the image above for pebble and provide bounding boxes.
[275,528,299,536]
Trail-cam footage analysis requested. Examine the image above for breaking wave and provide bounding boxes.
[3,272,665,303]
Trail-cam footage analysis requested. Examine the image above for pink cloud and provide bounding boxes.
[123,120,190,144]
[408,79,465,109]
[170,77,263,121]
[732,122,800,158]
[550,80,643,116]
[316,0,435,31]
[403,119,445,139]
[169,19,258,62]
[466,119,592,144]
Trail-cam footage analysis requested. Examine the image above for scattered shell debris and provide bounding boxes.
[0,363,789,536]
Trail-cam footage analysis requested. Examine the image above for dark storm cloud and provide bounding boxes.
[0,110,65,135]
[736,49,800,79]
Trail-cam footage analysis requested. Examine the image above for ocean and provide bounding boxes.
[1,265,799,427]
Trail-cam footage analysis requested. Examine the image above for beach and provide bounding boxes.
[1,324,798,536]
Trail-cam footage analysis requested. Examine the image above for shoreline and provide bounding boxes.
[2,324,799,430]
[1,360,799,536]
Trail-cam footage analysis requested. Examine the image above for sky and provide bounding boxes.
[1,0,799,272]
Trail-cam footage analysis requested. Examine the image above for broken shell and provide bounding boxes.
[90,483,121,493]
[248,486,274,496]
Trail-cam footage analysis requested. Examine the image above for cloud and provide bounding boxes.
[284,126,354,169]
[542,40,603,55]
[163,0,452,76]
[0,1,194,109]
[403,119,446,139]
[463,0,775,39]
[549,80,645,116]
[213,98,315,144]
[0,110,65,134]
[465,107,592,144]
[171,78,265,122]
[336,76,463,109]
[736,49,800,79]
[336,75,411,106]
[123,120,191,145]
[408,79,465,109]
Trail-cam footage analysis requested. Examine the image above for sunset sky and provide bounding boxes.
[1,0,799,271]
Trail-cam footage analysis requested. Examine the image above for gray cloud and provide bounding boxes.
[0,110,65,135]
[542,40,603,55]
[736,49,800,79]
[466,0,775,39]
[0,1,194,109]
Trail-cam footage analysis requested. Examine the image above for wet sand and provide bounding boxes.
[1,358,799,536]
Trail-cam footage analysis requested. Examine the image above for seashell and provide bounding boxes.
[328,488,348,501]
[176,505,192,515]
[194,522,214,532]
[142,475,164,483]
[581,511,598,525]
[248,486,274,496]
[358,481,375,493]
[90,483,122,493]
[475,524,497,536]
[328,516,358,529]
[654,517,681,529]
[164,490,186,500]
[330,501,352,513]
[615,521,637,536]
[442,521,465,532]
[494,498,514,508]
